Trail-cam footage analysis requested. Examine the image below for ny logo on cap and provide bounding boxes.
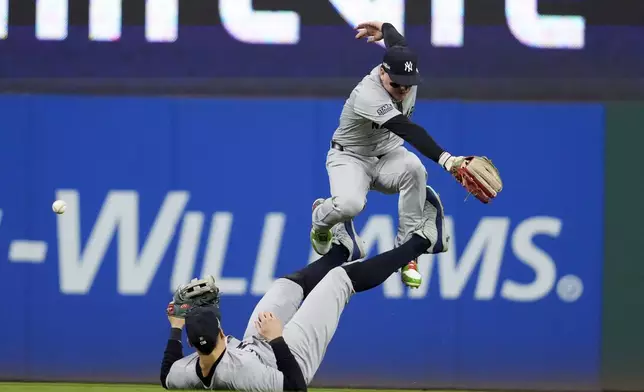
[404,61,413,73]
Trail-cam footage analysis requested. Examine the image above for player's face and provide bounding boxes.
[380,68,412,101]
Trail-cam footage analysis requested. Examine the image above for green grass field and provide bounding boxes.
[0,382,474,392]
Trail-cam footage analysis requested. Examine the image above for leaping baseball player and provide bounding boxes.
[309,21,503,289]
[160,186,450,391]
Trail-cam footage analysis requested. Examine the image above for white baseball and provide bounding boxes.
[52,200,67,214]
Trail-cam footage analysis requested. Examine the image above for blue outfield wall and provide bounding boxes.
[0,95,604,390]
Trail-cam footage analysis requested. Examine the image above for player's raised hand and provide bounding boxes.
[254,311,283,341]
[166,302,186,329]
[355,21,384,43]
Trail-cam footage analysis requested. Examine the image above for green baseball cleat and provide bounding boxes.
[310,198,333,255]
[401,260,422,289]
[310,227,333,255]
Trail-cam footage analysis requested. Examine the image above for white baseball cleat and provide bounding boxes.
[310,198,333,255]
[401,185,450,289]
[413,185,450,254]
[331,219,366,262]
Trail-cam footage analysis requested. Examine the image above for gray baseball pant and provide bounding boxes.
[312,145,427,247]
[243,269,354,384]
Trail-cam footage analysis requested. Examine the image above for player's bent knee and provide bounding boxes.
[332,195,365,218]
[402,154,427,184]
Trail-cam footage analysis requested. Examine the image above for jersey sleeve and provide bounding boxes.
[353,87,402,126]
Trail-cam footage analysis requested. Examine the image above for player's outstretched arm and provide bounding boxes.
[382,114,453,169]
[160,308,186,389]
[351,87,452,170]
[384,115,503,202]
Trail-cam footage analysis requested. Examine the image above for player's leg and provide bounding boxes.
[285,220,365,300]
[371,146,428,288]
[282,191,447,383]
[242,221,365,340]
[343,186,450,291]
[282,241,426,383]
[311,148,373,255]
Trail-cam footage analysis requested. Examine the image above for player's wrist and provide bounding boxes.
[169,328,183,341]
[438,152,453,170]
[268,335,285,344]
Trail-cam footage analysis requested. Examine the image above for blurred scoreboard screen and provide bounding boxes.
[0,0,641,81]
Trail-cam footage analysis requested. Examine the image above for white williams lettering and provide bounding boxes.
[173,211,286,296]
[56,190,188,295]
[355,215,569,301]
[199,212,247,295]
[53,189,573,302]
[251,213,287,295]
[502,216,560,301]
[56,189,288,297]
[171,211,204,291]
[437,217,510,300]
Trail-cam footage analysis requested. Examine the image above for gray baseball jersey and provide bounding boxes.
[332,65,417,157]
[164,272,355,391]
[164,336,283,391]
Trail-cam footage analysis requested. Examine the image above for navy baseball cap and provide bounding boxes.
[382,46,422,86]
[185,305,222,354]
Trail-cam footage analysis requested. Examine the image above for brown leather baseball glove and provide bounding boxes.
[449,156,503,203]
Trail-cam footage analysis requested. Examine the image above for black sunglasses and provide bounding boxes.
[390,82,412,89]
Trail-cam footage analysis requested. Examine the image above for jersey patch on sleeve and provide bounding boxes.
[377,103,394,116]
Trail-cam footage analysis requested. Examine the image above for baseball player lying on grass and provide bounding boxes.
[160,186,450,391]
[310,20,503,289]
